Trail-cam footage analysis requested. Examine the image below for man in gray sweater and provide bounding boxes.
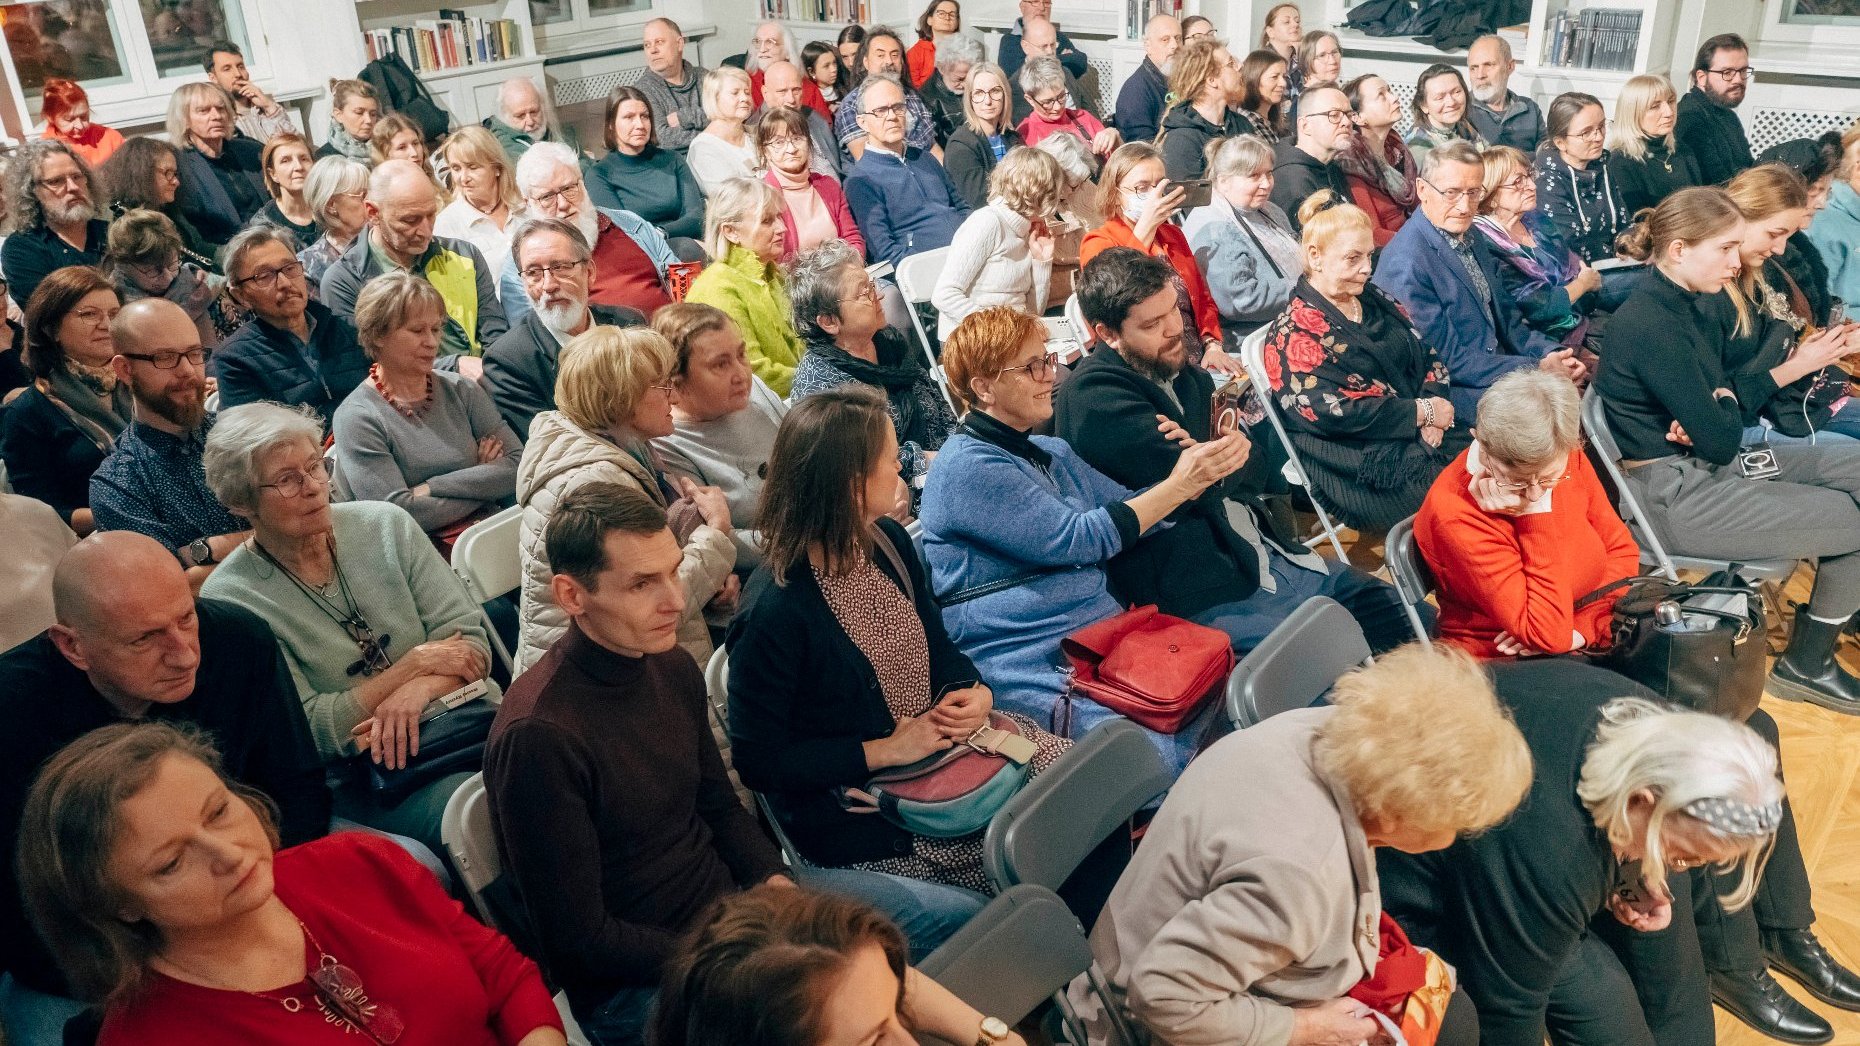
[638,18,710,155]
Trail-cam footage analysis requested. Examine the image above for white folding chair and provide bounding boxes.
[439,775,593,1046]
[450,504,523,674]
[892,247,959,411]
[1237,327,1350,560]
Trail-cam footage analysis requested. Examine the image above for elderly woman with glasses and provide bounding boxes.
[515,325,735,670]
[1534,92,1631,266]
[921,306,1248,768]
[1475,146,1602,349]
[1015,56,1119,157]
[168,83,267,246]
[201,401,499,854]
[330,272,523,544]
[789,242,957,491]
[103,209,222,350]
[944,62,1023,211]
[1184,134,1304,342]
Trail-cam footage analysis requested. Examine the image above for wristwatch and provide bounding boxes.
[187,537,216,567]
[974,1016,1010,1046]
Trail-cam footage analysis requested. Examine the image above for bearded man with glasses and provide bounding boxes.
[214,225,370,431]
[1677,32,1756,187]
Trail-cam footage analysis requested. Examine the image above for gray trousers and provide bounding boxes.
[1626,446,1860,616]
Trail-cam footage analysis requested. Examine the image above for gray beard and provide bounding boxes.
[45,197,94,225]
[571,207,601,248]
[1471,82,1506,105]
[536,298,588,334]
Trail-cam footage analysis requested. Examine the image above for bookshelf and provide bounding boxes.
[1521,0,1677,92]
[760,0,912,46]
[354,0,546,125]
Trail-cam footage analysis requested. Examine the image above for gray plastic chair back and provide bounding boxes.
[1224,596,1371,728]
[983,719,1170,893]
[439,772,501,926]
[1580,387,1681,580]
[1384,515,1436,646]
[704,648,811,870]
[918,885,1093,1035]
[1238,327,1350,560]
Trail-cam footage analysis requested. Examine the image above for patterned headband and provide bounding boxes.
[1685,796,1784,837]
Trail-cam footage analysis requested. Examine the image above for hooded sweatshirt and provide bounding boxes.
[1269,139,1352,232]
[1159,103,1252,182]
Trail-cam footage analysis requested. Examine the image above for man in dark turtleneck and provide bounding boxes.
[1675,33,1755,187]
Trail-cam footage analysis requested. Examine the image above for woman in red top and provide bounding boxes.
[1081,142,1238,373]
[18,722,565,1046]
[40,78,126,169]
[1414,369,1640,658]
[909,0,960,88]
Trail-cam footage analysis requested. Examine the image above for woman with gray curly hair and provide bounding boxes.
[1381,659,1788,1046]
[788,241,956,489]
[2,138,110,307]
[202,400,499,854]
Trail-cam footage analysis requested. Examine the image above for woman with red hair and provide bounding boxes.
[39,79,124,168]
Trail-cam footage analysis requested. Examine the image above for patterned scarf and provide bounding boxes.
[325,121,372,162]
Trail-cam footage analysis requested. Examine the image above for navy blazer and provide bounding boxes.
[174,137,267,246]
[1374,213,1560,418]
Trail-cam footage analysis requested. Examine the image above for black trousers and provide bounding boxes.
[1694,708,1816,975]
[1539,876,1714,1046]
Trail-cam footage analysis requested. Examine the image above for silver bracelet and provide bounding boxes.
[1421,399,1436,428]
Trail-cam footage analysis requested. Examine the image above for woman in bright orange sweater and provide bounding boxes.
[1415,369,1640,658]
[1081,142,1238,373]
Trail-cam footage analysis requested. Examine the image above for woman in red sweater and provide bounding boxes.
[1414,369,1640,658]
[18,723,565,1046]
[1081,142,1238,373]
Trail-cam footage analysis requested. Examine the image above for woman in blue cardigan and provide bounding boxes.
[919,306,1250,771]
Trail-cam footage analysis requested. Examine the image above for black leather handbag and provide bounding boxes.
[1576,571,1767,722]
[363,698,496,804]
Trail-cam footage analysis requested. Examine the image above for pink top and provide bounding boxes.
[1016,108,1105,149]
[764,169,865,262]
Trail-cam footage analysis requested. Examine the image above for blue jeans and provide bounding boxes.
[0,973,86,1046]
[796,866,987,961]
[1193,554,1426,655]
[1743,423,1860,446]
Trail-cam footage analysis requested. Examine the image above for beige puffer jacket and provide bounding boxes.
[514,410,735,673]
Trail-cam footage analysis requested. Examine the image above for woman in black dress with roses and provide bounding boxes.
[1263,191,1470,531]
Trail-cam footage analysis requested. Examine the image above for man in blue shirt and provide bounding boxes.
[842,75,971,267]
[90,298,249,584]
[216,225,371,429]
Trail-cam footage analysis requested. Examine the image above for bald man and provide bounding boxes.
[487,76,584,163]
[755,61,840,177]
[997,0,1088,81]
[320,159,508,369]
[90,298,249,584]
[1115,14,1181,144]
[0,533,328,1029]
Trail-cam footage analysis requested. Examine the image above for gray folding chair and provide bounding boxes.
[438,775,593,1046]
[702,647,811,871]
[892,247,959,412]
[1384,514,1436,646]
[449,503,523,674]
[918,884,1097,1046]
[1224,596,1372,728]
[1238,327,1350,560]
[1579,387,1797,585]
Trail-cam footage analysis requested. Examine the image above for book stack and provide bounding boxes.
[1543,7,1643,71]
[756,0,869,24]
[1126,0,1185,39]
[363,9,523,73]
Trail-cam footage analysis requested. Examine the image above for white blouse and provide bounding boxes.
[434,196,521,298]
[687,130,757,197]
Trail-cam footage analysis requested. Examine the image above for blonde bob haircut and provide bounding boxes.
[1096,141,1166,226]
[1474,369,1582,470]
[1477,145,1532,215]
[704,176,784,263]
[555,325,678,433]
[165,81,234,147]
[1577,697,1784,911]
[702,66,753,122]
[961,62,1014,137]
[351,270,447,360]
[989,146,1063,219]
[1606,74,1679,163]
[941,305,1045,412]
[439,125,522,213]
[1295,189,1374,253]
[1312,643,1531,839]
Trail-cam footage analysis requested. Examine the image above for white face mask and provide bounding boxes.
[1122,189,1152,225]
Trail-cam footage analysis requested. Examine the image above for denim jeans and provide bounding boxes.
[1743,422,1860,447]
[0,973,86,1046]
[797,866,988,961]
[1192,554,1427,656]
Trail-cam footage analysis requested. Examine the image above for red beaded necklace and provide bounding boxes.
[369,364,433,419]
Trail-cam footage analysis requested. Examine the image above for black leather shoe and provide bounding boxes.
[1711,970,1833,1044]
[1767,929,1860,1012]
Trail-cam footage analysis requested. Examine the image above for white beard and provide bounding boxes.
[1471,81,1506,105]
[536,297,588,334]
[571,207,601,249]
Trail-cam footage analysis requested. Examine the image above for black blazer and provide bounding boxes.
[1053,345,1291,617]
[943,126,1022,212]
[479,304,644,440]
[725,517,980,867]
[0,384,111,525]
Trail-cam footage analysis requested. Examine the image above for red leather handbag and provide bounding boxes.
[1058,606,1235,735]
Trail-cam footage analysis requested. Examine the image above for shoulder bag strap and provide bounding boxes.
[937,566,1070,608]
[870,524,916,607]
[1574,575,1669,610]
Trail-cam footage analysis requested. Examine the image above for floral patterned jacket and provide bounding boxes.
[1263,280,1451,441]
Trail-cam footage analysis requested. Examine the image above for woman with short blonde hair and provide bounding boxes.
[930,146,1061,337]
[690,67,757,196]
[944,62,1023,209]
[1093,642,1522,1046]
[513,324,735,669]
[1605,74,1699,215]
[686,177,807,396]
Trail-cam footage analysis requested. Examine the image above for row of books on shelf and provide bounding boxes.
[362,11,524,73]
[756,0,868,23]
[1125,0,1185,38]
[1542,7,1642,70]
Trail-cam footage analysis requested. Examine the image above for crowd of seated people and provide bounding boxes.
[14,14,1860,1046]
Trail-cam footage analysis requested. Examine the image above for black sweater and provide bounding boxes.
[944,126,1023,212]
[1720,263,1846,438]
[1606,135,1703,217]
[1675,86,1753,188]
[1593,268,1754,465]
[1158,103,1251,182]
[0,599,330,995]
[1379,659,1637,1046]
